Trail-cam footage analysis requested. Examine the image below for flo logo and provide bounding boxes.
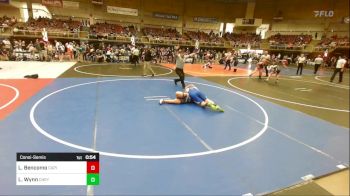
[314,10,334,17]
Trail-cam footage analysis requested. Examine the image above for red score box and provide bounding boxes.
[87,161,99,174]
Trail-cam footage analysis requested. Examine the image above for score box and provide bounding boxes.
[16,153,99,186]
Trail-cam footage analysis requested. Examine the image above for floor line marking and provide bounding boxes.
[294,88,307,90]
[164,106,213,151]
[144,96,169,99]
[225,105,342,163]
[227,77,349,112]
[0,83,20,110]
[282,76,349,89]
[145,98,167,101]
[299,89,312,92]
[74,64,173,77]
[30,78,269,159]
[87,78,102,196]
[314,76,349,89]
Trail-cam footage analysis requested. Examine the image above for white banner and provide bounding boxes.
[107,6,138,16]
[193,17,217,23]
[91,0,103,5]
[42,0,63,7]
[63,1,79,9]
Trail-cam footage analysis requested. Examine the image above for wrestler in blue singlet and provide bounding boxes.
[185,85,207,105]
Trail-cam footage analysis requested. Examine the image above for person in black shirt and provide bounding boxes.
[143,46,155,77]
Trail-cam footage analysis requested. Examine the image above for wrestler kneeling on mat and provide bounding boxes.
[159,84,224,112]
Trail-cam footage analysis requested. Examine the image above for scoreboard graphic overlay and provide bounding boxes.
[16,153,99,186]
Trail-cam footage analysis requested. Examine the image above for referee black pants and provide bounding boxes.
[296,63,304,75]
[330,68,343,83]
[174,68,185,88]
[224,60,231,70]
[314,64,321,74]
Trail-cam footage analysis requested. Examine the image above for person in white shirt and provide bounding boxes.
[224,50,232,70]
[202,51,213,69]
[260,51,271,76]
[131,47,140,66]
[296,53,306,75]
[42,28,48,42]
[330,56,347,83]
[313,55,323,74]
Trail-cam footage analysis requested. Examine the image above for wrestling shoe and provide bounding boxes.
[207,103,224,112]
[213,104,224,112]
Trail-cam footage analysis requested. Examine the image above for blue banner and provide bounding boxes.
[153,12,179,20]
[193,17,217,23]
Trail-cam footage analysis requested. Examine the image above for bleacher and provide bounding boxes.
[268,33,312,50]
[315,35,350,51]
[223,32,261,49]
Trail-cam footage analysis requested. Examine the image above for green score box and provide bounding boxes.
[87,174,99,185]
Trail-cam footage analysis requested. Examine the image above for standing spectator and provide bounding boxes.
[142,46,155,77]
[233,52,239,72]
[330,56,337,67]
[330,56,347,83]
[224,50,232,70]
[46,42,54,61]
[296,53,306,75]
[131,47,140,66]
[260,51,271,77]
[313,55,323,74]
[66,42,74,61]
[35,39,43,61]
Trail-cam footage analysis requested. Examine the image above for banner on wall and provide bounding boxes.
[314,10,334,17]
[153,12,179,20]
[0,0,10,4]
[91,0,103,5]
[107,6,138,16]
[42,0,63,7]
[63,1,79,9]
[193,17,217,23]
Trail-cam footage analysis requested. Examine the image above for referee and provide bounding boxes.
[174,48,196,89]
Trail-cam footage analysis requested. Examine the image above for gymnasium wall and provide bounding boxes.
[0,3,21,19]
[28,0,248,31]
[255,0,349,33]
[255,0,348,22]
[4,0,350,37]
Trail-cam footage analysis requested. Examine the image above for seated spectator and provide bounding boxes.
[223,32,261,48]
[268,33,312,50]
[315,35,349,51]
[185,30,224,44]
[142,27,185,41]
[89,22,136,39]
